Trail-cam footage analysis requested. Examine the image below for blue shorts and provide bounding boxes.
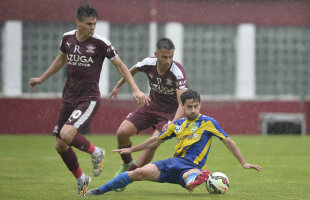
[152,157,200,188]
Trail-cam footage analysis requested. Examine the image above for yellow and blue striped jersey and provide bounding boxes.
[158,113,228,168]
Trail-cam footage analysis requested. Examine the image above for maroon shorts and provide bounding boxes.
[126,104,176,133]
[53,101,100,136]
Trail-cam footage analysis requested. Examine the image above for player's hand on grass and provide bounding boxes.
[29,78,43,90]
[113,148,132,154]
[242,162,262,171]
[132,90,150,107]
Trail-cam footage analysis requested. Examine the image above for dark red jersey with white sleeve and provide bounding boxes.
[59,30,118,103]
[136,57,188,113]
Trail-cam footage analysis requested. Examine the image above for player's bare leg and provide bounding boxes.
[117,120,137,149]
[59,124,78,144]
[114,120,137,191]
[128,163,160,181]
[133,129,160,168]
[116,120,137,165]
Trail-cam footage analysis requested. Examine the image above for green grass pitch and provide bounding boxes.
[0,134,309,200]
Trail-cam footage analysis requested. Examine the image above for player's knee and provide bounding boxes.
[55,140,67,153]
[117,121,137,139]
[131,168,147,181]
[116,128,132,141]
[59,130,72,144]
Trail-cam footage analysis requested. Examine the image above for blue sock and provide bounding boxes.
[97,172,133,194]
[186,172,199,185]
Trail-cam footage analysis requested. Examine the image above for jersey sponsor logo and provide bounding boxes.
[176,129,200,143]
[150,78,176,95]
[177,133,196,143]
[66,44,95,67]
[67,54,94,67]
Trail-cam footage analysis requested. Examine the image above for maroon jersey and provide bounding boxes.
[59,30,118,103]
[136,57,188,113]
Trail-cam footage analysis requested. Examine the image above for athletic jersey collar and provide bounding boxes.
[74,30,93,43]
[185,113,202,123]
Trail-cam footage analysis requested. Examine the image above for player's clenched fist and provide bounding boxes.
[29,77,43,90]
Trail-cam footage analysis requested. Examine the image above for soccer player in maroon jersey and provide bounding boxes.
[109,38,188,191]
[28,4,149,195]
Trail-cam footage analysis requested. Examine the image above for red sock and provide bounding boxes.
[119,143,133,165]
[87,142,95,154]
[60,147,81,178]
[128,164,137,171]
[72,166,83,178]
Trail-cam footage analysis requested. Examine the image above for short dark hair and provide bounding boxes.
[76,4,98,21]
[156,38,175,50]
[180,90,201,105]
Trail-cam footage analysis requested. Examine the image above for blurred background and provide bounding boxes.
[0,0,309,135]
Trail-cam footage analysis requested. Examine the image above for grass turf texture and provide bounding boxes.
[0,134,309,200]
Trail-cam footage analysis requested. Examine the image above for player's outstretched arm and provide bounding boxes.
[222,137,262,171]
[29,53,67,90]
[113,136,161,154]
[111,57,150,106]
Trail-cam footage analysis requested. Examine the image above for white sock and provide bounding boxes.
[77,173,86,184]
[91,147,101,158]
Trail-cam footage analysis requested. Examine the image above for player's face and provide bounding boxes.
[183,99,201,121]
[76,17,97,39]
[155,48,174,69]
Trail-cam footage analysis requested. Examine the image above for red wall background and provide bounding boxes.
[1,0,310,26]
[1,0,309,134]
[0,98,309,134]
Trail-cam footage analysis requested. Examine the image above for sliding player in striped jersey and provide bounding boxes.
[84,90,261,196]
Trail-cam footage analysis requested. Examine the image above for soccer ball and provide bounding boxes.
[205,172,229,194]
